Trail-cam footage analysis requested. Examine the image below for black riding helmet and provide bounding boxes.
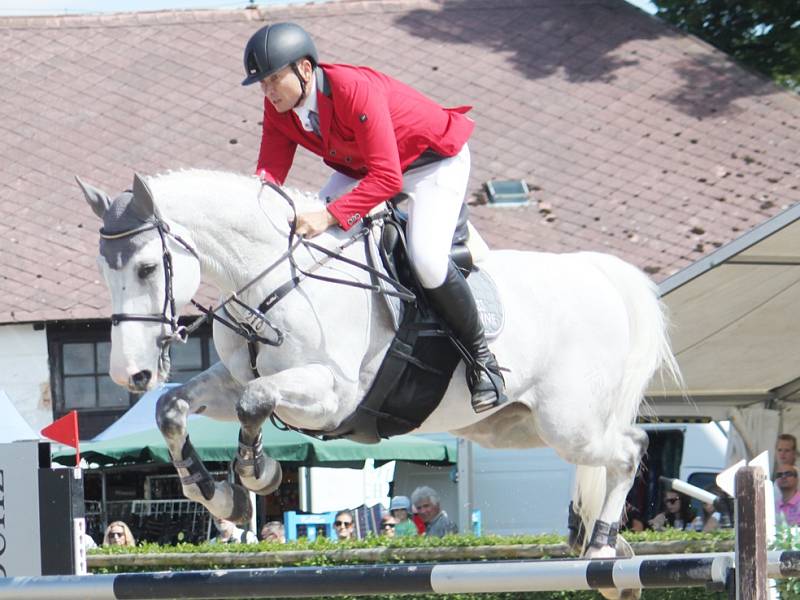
[241,22,318,86]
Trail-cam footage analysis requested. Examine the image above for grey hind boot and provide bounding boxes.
[426,263,507,413]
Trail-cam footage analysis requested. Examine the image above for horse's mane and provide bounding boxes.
[147,169,324,215]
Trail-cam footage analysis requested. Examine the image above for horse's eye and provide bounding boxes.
[137,264,157,279]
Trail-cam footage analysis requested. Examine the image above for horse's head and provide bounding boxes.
[78,173,201,392]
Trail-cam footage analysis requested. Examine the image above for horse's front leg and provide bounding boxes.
[233,376,283,496]
[235,364,342,494]
[156,361,254,524]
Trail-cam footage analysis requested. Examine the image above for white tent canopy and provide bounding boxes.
[647,202,800,455]
[0,389,40,443]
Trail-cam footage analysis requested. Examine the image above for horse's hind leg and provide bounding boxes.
[583,425,648,560]
[156,361,254,524]
[583,427,648,600]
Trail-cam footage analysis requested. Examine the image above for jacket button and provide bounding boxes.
[330,149,337,157]
[345,156,352,163]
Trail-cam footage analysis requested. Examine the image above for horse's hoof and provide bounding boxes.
[226,485,253,525]
[235,452,283,496]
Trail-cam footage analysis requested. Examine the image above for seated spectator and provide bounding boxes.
[411,486,458,537]
[334,510,355,541]
[260,521,286,543]
[103,521,136,547]
[619,500,645,532]
[776,463,800,526]
[648,491,695,531]
[380,514,397,538]
[211,517,258,544]
[389,495,418,537]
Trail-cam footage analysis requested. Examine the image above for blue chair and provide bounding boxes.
[283,511,337,541]
[471,509,482,536]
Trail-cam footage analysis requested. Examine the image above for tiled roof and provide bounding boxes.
[1,0,798,323]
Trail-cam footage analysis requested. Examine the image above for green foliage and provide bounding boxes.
[652,0,800,91]
[772,524,800,598]
[88,529,734,558]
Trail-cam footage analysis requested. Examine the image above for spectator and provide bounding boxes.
[619,500,645,532]
[103,521,136,547]
[334,510,355,541]
[648,491,695,531]
[411,486,458,537]
[380,514,397,538]
[776,463,800,525]
[211,518,257,544]
[260,521,286,543]
[777,434,797,467]
[389,495,418,537]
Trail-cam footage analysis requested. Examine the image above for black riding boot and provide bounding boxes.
[426,263,507,413]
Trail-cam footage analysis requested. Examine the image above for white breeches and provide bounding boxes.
[319,144,471,289]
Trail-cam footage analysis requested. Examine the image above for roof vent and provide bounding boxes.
[484,179,530,207]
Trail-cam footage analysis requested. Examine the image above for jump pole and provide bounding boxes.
[734,465,768,600]
[2,551,800,600]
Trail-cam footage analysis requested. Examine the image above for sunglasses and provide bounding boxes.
[777,471,797,478]
[109,531,125,538]
[665,497,680,504]
[334,520,353,527]
[381,523,396,529]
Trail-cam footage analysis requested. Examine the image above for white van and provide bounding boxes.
[391,422,729,535]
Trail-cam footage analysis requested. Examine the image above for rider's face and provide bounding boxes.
[259,60,313,113]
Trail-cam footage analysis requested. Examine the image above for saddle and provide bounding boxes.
[320,195,504,443]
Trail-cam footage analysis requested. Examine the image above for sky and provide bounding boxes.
[0,0,657,16]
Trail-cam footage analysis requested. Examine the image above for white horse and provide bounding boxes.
[78,169,679,563]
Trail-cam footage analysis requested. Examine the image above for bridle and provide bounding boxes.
[100,182,415,380]
[100,218,199,375]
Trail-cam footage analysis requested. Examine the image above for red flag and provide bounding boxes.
[41,410,80,466]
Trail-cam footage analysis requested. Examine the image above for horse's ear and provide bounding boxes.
[76,175,111,219]
[131,173,163,222]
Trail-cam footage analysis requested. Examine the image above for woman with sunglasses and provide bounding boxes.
[649,491,696,531]
[103,521,136,547]
[380,514,398,538]
[333,510,355,541]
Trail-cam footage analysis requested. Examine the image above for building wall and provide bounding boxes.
[0,324,51,430]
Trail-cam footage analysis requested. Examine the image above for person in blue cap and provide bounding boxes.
[389,495,418,537]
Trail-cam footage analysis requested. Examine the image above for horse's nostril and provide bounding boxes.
[130,370,152,389]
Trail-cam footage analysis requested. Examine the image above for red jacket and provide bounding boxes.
[256,63,474,230]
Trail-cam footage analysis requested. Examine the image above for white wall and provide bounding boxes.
[309,460,395,513]
[0,324,51,430]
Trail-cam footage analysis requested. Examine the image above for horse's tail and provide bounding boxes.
[573,252,683,548]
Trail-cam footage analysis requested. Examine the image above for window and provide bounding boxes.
[61,340,129,410]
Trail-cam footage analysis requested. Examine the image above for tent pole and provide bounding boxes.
[298,467,311,512]
[101,471,108,533]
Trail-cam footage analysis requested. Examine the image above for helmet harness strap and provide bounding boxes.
[290,62,308,108]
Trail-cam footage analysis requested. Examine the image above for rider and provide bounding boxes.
[241,22,506,413]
